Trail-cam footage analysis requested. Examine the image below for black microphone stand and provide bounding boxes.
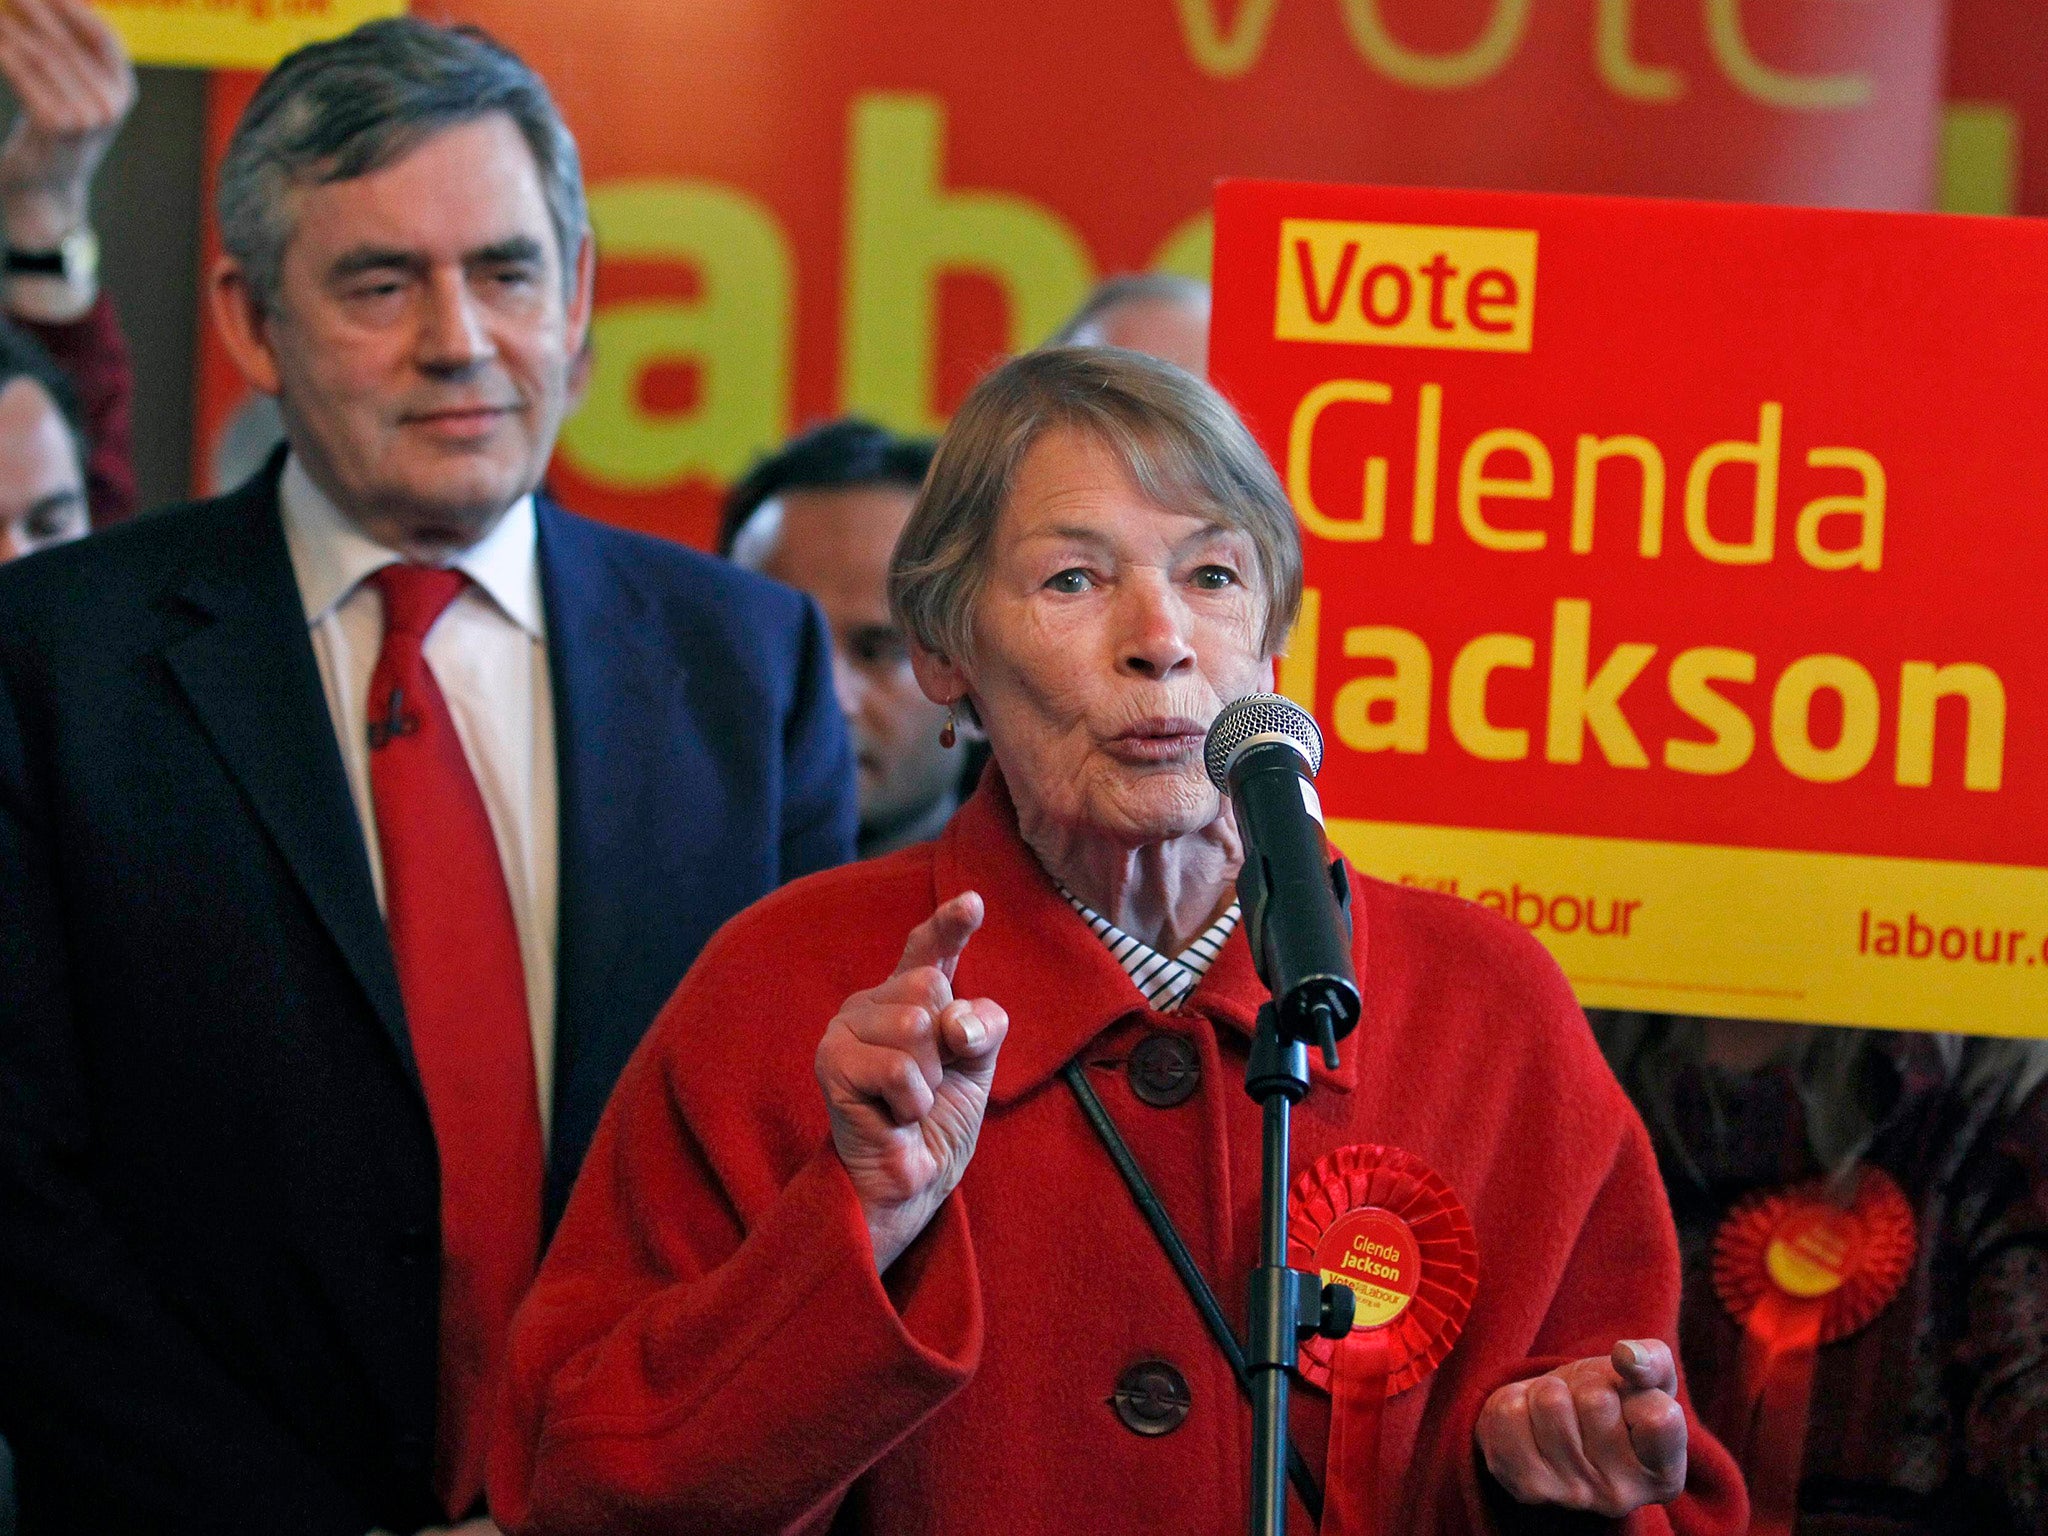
[1207,698,1367,1535]
[1241,863,1358,1536]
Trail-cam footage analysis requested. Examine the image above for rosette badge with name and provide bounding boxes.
[1711,1165,1917,1536]
[1288,1144,1478,1536]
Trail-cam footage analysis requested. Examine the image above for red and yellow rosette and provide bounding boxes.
[1288,1144,1478,1536]
[1711,1165,1917,1536]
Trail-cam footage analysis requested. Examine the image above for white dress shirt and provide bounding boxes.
[279,456,559,1137]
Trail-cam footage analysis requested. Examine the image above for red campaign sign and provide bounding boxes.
[1209,178,2048,1034]
[192,1,1946,546]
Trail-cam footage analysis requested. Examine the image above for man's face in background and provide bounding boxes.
[0,376,87,563]
[213,112,590,558]
[735,483,960,844]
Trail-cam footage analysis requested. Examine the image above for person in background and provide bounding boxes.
[0,0,127,1513]
[0,0,135,529]
[1595,1015,2048,1534]
[1049,271,1210,377]
[0,320,84,561]
[724,418,963,859]
[0,19,854,1535]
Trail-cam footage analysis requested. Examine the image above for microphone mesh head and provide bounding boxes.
[1203,693,1324,790]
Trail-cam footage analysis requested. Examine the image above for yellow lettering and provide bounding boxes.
[844,94,1093,436]
[1941,103,2021,216]
[1458,427,1553,552]
[1705,0,1872,110]
[1151,212,1214,280]
[560,180,791,490]
[1897,661,2006,791]
[1174,0,1281,79]
[1546,599,1656,767]
[1337,0,1532,89]
[1571,433,1666,557]
[1664,646,1757,775]
[1271,222,1536,354]
[1771,654,1880,783]
[1796,447,1885,572]
[1684,401,1781,566]
[1287,379,1393,542]
[1594,0,1683,101]
[1413,382,1442,544]
[1333,626,1433,754]
[1449,632,1535,761]
[1277,587,1320,713]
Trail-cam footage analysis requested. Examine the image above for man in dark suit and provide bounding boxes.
[0,20,855,1535]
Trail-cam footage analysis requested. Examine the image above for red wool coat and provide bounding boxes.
[492,777,1746,1535]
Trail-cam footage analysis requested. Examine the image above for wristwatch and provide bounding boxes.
[3,226,99,285]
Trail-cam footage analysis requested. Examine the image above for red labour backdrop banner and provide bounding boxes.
[193,0,1947,548]
[1945,0,2048,215]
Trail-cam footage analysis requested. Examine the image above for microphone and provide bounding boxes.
[1204,694,1361,1065]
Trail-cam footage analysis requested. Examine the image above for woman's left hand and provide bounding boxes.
[1475,1339,1688,1515]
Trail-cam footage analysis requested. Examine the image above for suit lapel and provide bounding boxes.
[158,473,413,1076]
[538,501,680,1201]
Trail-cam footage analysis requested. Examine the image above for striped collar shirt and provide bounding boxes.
[1059,887,1241,1013]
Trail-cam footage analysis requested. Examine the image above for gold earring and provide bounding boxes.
[939,706,958,750]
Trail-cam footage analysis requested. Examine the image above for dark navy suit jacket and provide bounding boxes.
[0,463,856,1534]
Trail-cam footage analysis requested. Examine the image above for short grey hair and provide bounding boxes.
[217,17,587,308]
[1050,273,1211,347]
[890,347,1302,666]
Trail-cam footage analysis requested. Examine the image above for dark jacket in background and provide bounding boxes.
[0,461,856,1534]
[1596,1017,2048,1536]
[17,293,134,528]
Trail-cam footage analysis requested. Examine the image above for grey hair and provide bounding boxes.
[217,17,587,308]
[889,347,1302,667]
[1050,273,1211,347]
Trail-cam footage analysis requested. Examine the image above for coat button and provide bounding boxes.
[1128,1031,1200,1107]
[1111,1360,1191,1436]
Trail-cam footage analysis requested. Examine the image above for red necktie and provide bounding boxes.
[366,564,543,1518]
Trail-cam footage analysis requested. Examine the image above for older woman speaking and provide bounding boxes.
[491,350,1744,1535]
